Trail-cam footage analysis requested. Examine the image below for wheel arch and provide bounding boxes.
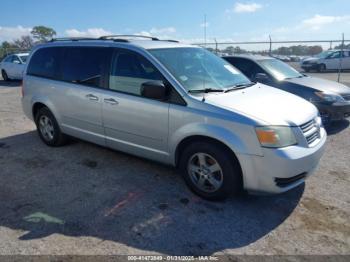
[175,135,242,171]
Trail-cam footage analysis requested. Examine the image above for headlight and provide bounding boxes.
[311,91,345,103]
[255,126,297,148]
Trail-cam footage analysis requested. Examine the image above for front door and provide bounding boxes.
[102,49,169,161]
[324,51,341,70]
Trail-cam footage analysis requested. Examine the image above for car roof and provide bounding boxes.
[224,54,274,61]
[16,53,29,56]
[35,38,195,51]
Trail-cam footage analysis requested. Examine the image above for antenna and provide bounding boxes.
[204,14,207,46]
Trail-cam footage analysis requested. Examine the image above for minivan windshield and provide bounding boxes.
[149,47,251,92]
[259,59,303,80]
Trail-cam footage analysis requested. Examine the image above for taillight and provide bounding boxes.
[20,81,24,97]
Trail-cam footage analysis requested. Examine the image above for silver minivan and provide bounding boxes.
[22,36,327,200]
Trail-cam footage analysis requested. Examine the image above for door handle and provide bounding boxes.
[86,94,99,101]
[104,98,119,105]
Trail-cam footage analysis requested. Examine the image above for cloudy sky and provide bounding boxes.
[0,0,349,45]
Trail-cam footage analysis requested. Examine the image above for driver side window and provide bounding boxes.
[12,56,21,63]
[109,50,164,96]
[328,52,341,59]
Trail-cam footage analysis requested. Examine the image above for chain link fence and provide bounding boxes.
[193,38,350,82]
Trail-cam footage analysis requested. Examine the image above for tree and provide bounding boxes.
[13,35,34,49]
[31,26,56,42]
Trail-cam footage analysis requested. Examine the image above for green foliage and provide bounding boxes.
[31,25,56,42]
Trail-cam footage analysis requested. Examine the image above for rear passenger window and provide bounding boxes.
[27,47,63,79]
[62,47,111,88]
[109,50,163,96]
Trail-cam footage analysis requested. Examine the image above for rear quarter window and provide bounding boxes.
[27,47,63,79]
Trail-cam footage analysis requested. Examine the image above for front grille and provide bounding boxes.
[300,118,321,146]
[275,172,307,188]
[342,94,350,101]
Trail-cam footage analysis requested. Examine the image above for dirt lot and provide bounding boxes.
[0,73,349,256]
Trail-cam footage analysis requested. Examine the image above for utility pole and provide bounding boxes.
[337,33,344,83]
[269,35,272,56]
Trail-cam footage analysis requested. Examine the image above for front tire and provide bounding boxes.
[35,107,67,147]
[318,64,326,73]
[1,70,9,81]
[179,141,242,201]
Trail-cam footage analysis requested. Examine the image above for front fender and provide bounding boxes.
[169,122,262,165]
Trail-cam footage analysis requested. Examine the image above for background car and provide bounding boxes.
[0,52,29,81]
[223,55,350,123]
[300,49,350,72]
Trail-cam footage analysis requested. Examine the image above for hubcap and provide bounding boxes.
[187,153,223,193]
[39,115,54,141]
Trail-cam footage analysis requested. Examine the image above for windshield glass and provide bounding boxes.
[315,51,334,59]
[149,47,250,91]
[19,55,28,63]
[259,59,303,80]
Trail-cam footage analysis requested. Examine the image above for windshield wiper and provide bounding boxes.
[188,88,225,94]
[224,82,255,93]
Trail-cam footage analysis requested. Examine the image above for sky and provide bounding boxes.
[0,0,349,47]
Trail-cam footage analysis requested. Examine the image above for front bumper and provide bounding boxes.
[237,128,327,194]
[314,102,350,121]
[301,63,319,70]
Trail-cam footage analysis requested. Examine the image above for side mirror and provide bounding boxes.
[254,73,269,82]
[141,80,167,100]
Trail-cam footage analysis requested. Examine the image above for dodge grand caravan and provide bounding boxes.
[22,35,327,200]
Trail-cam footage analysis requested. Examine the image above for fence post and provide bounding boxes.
[337,33,344,83]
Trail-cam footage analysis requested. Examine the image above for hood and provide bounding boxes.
[285,76,350,95]
[302,57,319,63]
[204,84,317,126]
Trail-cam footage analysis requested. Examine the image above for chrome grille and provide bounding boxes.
[300,118,321,146]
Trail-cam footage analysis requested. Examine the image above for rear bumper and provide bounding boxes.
[315,102,350,121]
[237,128,327,194]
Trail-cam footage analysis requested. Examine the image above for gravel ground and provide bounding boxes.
[0,75,349,257]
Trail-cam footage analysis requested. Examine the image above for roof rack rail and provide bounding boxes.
[50,37,98,42]
[164,39,179,43]
[99,35,159,41]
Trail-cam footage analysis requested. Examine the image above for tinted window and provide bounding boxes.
[109,50,164,95]
[62,47,111,88]
[226,58,264,80]
[4,56,13,62]
[27,47,63,79]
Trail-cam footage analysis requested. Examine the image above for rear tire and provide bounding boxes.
[35,107,68,147]
[179,141,242,201]
[1,70,9,81]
